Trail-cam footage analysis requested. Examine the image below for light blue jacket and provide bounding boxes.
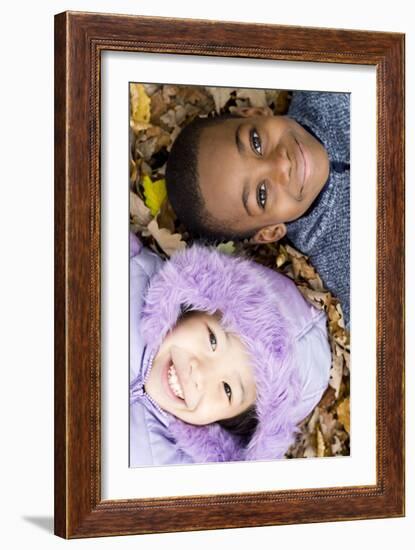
[129,234,191,467]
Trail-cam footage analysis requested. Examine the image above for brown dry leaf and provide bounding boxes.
[298,287,330,310]
[316,426,326,457]
[276,245,289,268]
[285,244,307,259]
[150,90,169,125]
[296,408,319,458]
[157,164,167,177]
[318,386,336,408]
[134,126,171,163]
[328,302,341,329]
[333,331,347,350]
[130,158,138,187]
[145,126,165,140]
[135,136,157,162]
[143,83,160,96]
[336,303,345,329]
[307,407,320,434]
[292,256,318,281]
[139,159,152,178]
[342,347,350,371]
[319,410,337,445]
[206,87,235,113]
[329,345,344,398]
[337,397,350,434]
[142,125,172,149]
[146,218,186,257]
[160,109,178,130]
[307,273,325,291]
[331,435,343,455]
[327,301,349,348]
[174,105,188,126]
[162,84,179,103]
[157,199,177,233]
[291,256,302,279]
[233,99,247,109]
[177,86,213,109]
[266,90,291,114]
[130,191,152,230]
[168,126,182,150]
[236,89,268,108]
[303,440,317,458]
[301,259,317,280]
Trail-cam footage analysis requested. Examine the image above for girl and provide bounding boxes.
[130,233,331,466]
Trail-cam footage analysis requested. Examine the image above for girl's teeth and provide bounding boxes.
[168,365,184,399]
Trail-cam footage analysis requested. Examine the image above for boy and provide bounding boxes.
[166,91,350,329]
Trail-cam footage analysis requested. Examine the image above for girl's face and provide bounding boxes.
[145,312,256,425]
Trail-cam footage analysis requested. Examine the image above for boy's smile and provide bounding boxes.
[145,312,256,425]
[197,108,330,242]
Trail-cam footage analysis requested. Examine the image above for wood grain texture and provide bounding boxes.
[54,10,405,539]
[54,11,67,538]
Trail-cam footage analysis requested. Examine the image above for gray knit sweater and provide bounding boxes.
[286,91,350,329]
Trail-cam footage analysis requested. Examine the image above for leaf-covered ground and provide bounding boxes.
[130,83,350,459]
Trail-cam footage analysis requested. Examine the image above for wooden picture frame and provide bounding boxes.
[54,11,405,538]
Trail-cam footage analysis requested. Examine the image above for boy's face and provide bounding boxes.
[145,312,256,425]
[197,107,330,242]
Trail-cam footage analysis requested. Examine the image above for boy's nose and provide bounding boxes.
[266,146,291,187]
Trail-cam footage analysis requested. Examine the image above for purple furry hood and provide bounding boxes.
[141,245,322,463]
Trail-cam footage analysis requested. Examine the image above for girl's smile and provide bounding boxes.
[144,312,256,425]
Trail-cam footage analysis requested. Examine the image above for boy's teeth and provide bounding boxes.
[167,364,184,399]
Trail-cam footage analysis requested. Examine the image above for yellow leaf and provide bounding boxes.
[142,175,167,216]
[337,398,350,434]
[216,242,235,255]
[130,84,151,130]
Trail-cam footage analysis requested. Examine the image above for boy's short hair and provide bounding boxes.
[166,115,257,243]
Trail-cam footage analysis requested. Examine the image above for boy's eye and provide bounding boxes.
[223,382,232,403]
[257,182,267,210]
[208,327,217,351]
[250,128,262,156]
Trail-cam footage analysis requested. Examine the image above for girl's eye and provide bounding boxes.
[223,382,232,403]
[250,128,262,156]
[257,182,267,210]
[208,327,217,351]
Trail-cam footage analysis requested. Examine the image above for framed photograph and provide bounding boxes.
[54,11,405,538]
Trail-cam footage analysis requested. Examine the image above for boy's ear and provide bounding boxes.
[232,105,274,118]
[251,223,287,244]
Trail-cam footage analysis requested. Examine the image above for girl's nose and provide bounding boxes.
[189,356,205,391]
[189,355,218,393]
